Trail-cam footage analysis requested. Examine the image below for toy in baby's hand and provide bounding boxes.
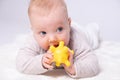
[49,41,74,67]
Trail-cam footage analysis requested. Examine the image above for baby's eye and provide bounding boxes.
[56,27,63,32]
[40,31,46,36]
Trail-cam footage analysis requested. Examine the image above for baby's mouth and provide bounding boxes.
[49,43,59,48]
[54,44,59,47]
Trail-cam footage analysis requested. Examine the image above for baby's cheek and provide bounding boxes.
[40,42,48,50]
[65,37,70,46]
[60,34,69,44]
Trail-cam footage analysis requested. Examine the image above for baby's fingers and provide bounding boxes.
[68,49,74,55]
[43,63,54,70]
[43,57,51,64]
[46,51,53,59]
[68,49,74,64]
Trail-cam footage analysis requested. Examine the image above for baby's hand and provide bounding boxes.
[42,51,54,70]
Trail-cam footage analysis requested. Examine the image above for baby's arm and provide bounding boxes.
[16,36,48,74]
[69,42,100,78]
[74,51,99,78]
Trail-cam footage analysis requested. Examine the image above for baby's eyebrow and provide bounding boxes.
[57,23,64,27]
[36,26,46,30]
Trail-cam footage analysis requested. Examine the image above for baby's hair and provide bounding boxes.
[28,0,68,16]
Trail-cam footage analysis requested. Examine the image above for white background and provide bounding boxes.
[0,0,120,45]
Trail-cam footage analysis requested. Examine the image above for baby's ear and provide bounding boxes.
[68,17,71,26]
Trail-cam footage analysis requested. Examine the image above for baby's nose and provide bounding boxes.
[49,35,57,43]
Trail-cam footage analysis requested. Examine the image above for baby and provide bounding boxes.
[16,0,100,79]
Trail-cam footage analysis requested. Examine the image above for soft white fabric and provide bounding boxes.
[71,22,101,50]
[0,34,120,80]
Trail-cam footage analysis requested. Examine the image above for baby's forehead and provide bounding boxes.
[30,7,68,22]
[32,17,67,29]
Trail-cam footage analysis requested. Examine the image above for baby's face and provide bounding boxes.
[30,8,71,50]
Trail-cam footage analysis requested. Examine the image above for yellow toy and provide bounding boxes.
[49,41,74,67]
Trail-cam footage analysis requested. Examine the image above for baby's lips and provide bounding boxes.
[49,41,59,47]
[51,44,59,47]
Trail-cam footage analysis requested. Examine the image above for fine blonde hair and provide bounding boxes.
[28,0,68,17]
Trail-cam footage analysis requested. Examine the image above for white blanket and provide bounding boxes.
[0,35,120,80]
